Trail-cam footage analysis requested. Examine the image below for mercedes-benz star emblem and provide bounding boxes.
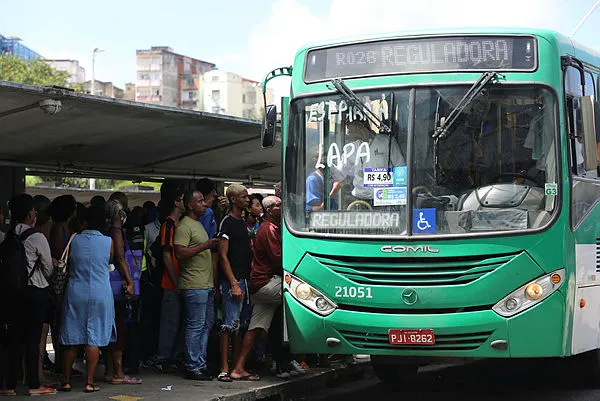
[401,288,418,305]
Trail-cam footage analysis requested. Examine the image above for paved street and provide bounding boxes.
[304,358,600,401]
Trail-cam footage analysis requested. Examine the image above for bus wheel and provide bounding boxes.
[372,362,418,385]
[581,349,600,387]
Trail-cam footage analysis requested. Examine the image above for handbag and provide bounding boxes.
[51,233,76,296]
[109,230,142,300]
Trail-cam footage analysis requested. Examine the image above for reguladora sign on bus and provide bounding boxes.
[304,35,537,82]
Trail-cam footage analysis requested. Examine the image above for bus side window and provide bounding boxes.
[565,67,596,176]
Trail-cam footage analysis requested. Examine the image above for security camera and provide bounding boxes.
[38,99,62,115]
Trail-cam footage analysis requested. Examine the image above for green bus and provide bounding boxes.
[260,28,600,382]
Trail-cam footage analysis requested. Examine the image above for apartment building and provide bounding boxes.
[81,80,124,99]
[135,46,215,109]
[203,70,273,119]
[45,59,86,84]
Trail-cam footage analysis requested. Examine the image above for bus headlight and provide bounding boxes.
[492,269,564,317]
[284,273,337,316]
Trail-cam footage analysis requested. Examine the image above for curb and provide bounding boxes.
[210,362,372,401]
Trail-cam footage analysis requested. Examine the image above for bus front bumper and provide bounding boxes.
[284,290,566,358]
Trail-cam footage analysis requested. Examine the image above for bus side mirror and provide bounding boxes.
[580,96,598,172]
[261,104,277,148]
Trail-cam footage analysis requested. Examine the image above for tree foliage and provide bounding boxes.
[0,53,70,86]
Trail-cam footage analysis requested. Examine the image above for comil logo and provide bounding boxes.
[380,245,440,254]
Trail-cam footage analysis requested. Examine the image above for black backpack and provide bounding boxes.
[0,227,37,294]
[147,234,164,288]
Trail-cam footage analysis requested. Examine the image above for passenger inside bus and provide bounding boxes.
[330,118,405,205]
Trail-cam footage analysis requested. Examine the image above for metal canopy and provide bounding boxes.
[0,81,281,185]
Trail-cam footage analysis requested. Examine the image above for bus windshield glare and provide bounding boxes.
[285,85,558,237]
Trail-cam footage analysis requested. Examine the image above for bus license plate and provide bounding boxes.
[388,329,435,345]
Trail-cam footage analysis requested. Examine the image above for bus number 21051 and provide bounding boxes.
[334,286,373,299]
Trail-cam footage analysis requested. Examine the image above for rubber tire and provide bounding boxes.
[372,362,418,384]
[581,349,600,387]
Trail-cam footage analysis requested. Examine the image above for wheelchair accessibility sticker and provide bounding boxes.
[412,208,436,234]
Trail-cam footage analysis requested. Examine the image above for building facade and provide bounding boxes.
[135,46,215,109]
[123,83,136,101]
[45,60,86,84]
[0,34,41,60]
[81,80,124,99]
[203,70,273,120]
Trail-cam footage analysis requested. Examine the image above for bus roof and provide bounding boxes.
[295,27,569,52]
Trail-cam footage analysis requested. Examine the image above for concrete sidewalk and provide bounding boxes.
[25,360,372,401]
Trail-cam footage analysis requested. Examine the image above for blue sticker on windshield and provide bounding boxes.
[393,166,407,186]
[413,208,436,234]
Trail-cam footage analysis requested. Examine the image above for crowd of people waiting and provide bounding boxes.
[0,178,315,396]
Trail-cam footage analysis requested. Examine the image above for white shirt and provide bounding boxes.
[14,223,53,288]
[332,134,406,199]
[144,220,161,268]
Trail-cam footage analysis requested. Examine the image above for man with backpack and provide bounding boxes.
[0,194,56,396]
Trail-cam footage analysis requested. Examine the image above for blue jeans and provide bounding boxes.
[157,289,183,361]
[219,280,252,333]
[182,289,214,372]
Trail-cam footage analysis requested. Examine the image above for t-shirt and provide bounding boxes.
[332,135,405,199]
[198,207,217,239]
[160,216,180,290]
[218,214,252,280]
[250,218,282,293]
[173,216,213,290]
[306,171,338,211]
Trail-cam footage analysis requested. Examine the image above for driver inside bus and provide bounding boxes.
[331,118,406,203]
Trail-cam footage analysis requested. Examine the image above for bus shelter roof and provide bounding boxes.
[0,81,281,186]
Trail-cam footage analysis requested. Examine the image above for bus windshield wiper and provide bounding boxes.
[330,78,392,134]
[432,71,499,140]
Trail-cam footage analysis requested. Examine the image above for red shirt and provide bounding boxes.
[160,216,180,290]
[250,218,282,293]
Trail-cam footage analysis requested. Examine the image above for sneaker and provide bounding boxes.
[155,360,178,374]
[185,370,212,381]
[289,360,307,375]
[274,368,291,379]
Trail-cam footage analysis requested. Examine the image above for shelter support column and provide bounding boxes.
[0,166,25,213]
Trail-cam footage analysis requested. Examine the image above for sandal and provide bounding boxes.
[217,372,233,382]
[111,376,142,385]
[231,373,260,381]
[84,383,100,393]
[58,383,71,392]
[27,387,57,396]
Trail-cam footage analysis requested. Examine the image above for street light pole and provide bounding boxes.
[91,47,105,96]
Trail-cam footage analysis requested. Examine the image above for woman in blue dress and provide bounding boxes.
[59,205,116,393]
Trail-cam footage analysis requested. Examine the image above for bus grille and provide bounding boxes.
[338,329,493,351]
[313,252,518,286]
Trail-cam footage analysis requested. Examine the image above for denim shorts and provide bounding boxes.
[219,279,252,333]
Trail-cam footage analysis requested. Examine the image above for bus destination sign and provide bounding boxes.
[304,36,537,82]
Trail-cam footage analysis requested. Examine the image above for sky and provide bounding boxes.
[2,0,600,100]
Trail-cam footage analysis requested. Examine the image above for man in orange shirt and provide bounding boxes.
[154,185,185,374]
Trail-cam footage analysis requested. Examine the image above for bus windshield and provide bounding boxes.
[285,85,558,237]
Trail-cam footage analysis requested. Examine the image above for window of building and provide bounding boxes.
[188,91,194,100]
[212,90,220,102]
[212,75,219,81]
[188,76,194,86]
[242,94,246,103]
